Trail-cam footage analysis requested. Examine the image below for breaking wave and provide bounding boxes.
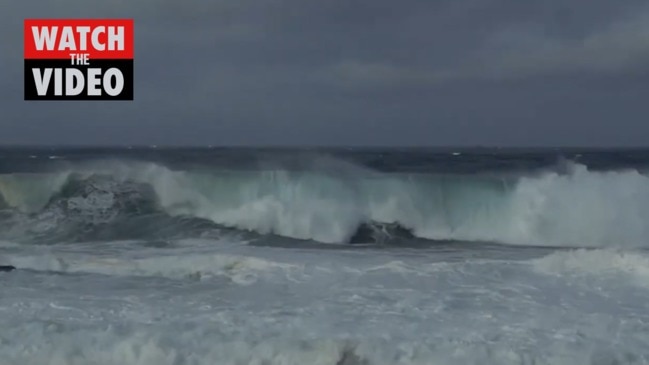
[0,160,648,247]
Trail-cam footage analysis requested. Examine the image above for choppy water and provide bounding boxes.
[1,147,648,364]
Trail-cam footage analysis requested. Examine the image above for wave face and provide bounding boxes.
[0,159,648,247]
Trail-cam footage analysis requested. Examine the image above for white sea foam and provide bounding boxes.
[1,160,649,247]
[5,250,303,285]
[2,325,641,365]
[532,249,649,287]
[1,239,648,365]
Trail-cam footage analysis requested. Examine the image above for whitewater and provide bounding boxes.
[0,147,648,364]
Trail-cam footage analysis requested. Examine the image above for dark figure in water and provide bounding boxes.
[0,265,16,272]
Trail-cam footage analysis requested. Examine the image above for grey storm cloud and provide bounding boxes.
[1,0,648,146]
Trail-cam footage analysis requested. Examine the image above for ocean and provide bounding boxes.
[0,147,648,365]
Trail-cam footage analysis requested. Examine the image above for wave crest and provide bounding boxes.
[0,160,648,247]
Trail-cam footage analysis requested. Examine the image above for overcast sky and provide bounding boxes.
[2,0,649,146]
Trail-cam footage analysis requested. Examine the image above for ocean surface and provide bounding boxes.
[1,146,648,365]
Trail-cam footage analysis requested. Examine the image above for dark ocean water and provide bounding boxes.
[2,146,649,173]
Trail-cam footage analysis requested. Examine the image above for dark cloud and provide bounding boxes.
[1,0,648,146]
